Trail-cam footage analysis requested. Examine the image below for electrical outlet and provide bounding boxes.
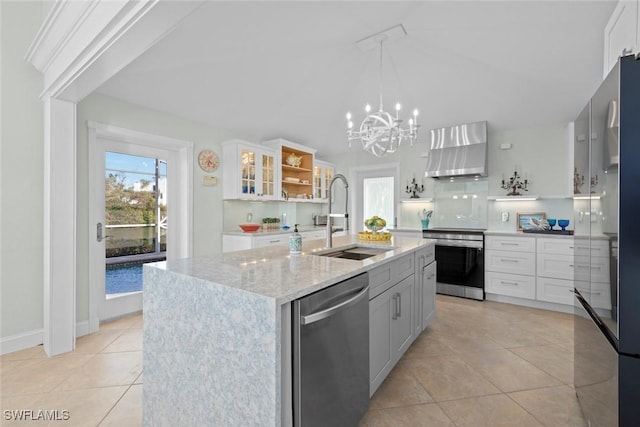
[501,212,509,222]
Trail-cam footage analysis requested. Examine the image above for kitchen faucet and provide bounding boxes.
[326,174,349,248]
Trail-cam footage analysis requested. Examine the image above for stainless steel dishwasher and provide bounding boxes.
[292,272,370,427]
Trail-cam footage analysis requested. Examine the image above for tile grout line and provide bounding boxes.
[96,383,136,426]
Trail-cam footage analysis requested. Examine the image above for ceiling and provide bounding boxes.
[96,1,617,158]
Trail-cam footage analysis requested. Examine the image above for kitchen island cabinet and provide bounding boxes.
[143,235,433,426]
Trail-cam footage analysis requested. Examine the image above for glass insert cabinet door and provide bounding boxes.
[262,152,275,197]
[240,148,276,198]
[313,162,334,200]
[241,149,256,196]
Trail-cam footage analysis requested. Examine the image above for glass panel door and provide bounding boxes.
[104,152,167,297]
[363,176,395,227]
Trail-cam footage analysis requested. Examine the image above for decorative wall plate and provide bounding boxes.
[198,149,219,172]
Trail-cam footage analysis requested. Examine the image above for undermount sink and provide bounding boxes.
[313,245,394,260]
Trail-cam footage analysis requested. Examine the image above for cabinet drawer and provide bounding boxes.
[536,237,575,255]
[300,230,326,240]
[485,250,535,276]
[369,263,394,299]
[419,245,436,266]
[393,253,415,283]
[571,239,609,258]
[486,271,535,299]
[575,281,612,310]
[536,277,575,305]
[369,253,415,299]
[486,235,535,253]
[571,256,610,283]
[253,235,288,248]
[537,253,574,280]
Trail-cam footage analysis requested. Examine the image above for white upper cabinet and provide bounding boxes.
[604,0,639,78]
[313,160,334,202]
[222,140,278,200]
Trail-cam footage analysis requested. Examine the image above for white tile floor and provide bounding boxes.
[1,296,585,426]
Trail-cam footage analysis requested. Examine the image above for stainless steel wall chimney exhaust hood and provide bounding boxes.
[424,121,488,178]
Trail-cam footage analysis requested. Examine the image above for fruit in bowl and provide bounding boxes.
[239,223,261,232]
[364,215,387,232]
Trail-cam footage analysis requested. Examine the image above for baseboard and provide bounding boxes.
[0,329,43,355]
[485,293,575,314]
[1,319,99,355]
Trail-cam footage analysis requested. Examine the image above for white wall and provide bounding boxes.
[75,93,251,322]
[327,122,575,232]
[0,1,47,342]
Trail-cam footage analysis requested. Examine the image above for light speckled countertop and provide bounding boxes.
[147,234,432,304]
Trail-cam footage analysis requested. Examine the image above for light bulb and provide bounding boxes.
[395,102,401,111]
[347,121,353,129]
[365,104,371,113]
[346,112,352,120]
[413,109,419,116]
[409,118,414,126]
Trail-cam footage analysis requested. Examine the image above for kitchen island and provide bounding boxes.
[142,235,433,426]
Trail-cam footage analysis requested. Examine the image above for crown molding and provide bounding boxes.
[25,0,204,101]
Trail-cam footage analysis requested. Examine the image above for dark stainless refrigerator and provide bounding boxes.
[573,54,640,426]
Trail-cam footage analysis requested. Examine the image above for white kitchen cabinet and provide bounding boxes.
[222,229,327,252]
[486,235,536,252]
[536,276,575,306]
[486,234,612,312]
[369,274,414,396]
[253,234,289,248]
[368,250,421,396]
[537,253,576,281]
[313,160,334,201]
[486,271,536,299]
[603,0,639,78]
[263,138,317,202]
[369,288,393,396]
[485,235,536,301]
[222,140,278,200]
[414,245,436,335]
[485,249,536,276]
[421,261,437,330]
[575,280,612,310]
[390,276,414,361]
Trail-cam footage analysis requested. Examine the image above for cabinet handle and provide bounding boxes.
[269,240,280,244]
[397,292,401,318]
[500,242,519,246]
[392,294,398,320]
[501,258,519,263]
[500,280,519,286]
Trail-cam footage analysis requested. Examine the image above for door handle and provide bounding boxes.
[97,222,103,242]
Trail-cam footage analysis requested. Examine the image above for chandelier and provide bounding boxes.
[347,25,419,157]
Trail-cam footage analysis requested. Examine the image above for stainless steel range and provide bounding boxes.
[422,228,485,300]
